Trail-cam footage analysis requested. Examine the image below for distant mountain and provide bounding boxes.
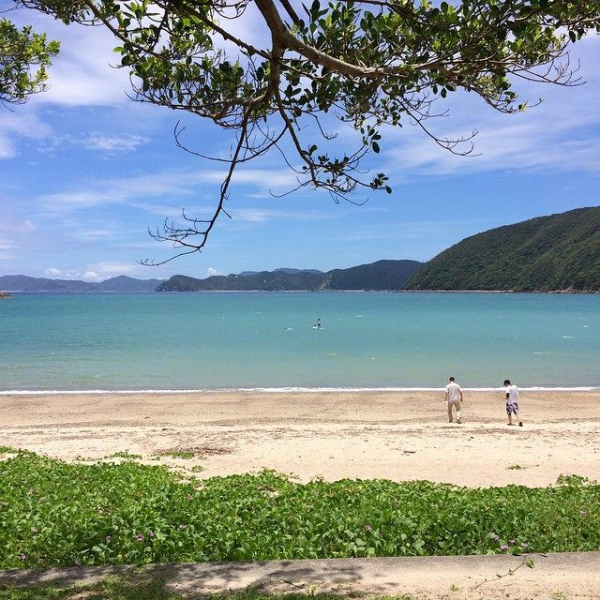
[323,260,421,291]
[94,276,165,293]
[405,207,600,292]
[0,261,423,294]
[158,260,423,292]
[0,275,164,293]
[0,275,96,293]
[159,270,325,291]
[273,268,324,276]
[238,268,323,277]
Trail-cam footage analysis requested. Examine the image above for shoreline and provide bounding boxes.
[1,389,599,488]
[2,386,599,395]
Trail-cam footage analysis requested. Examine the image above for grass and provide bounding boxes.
[0,448,598,571]
[154,451,196,460]
[0,573,177,599]
[106,452,143,460]
[0,580,423,600]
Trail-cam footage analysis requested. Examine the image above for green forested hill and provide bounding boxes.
[405,207,600,292]
[158,260,422,291]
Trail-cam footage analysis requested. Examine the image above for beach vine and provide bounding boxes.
[0,449,598,570]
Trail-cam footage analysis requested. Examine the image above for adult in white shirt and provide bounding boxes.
[444,376,463,424]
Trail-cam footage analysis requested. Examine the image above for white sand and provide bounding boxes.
[1,389,599,486]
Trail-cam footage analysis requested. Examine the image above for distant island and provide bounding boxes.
[157,260,422,292]
[2,207,599,293]
[0,275,164,294]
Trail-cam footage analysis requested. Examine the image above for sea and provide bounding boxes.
[0,292,598,393]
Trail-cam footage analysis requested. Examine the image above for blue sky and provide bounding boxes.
[2,5,600,282]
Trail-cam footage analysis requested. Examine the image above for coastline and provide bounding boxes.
[1,389,599,488]
[1,386,598,395]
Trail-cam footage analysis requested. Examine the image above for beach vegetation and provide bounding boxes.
[0,581,423,600]
[0,571,179,599]
[0,451,599,570]
[155,451,196,460]
[8,1,600,263]
[106,452,143,460]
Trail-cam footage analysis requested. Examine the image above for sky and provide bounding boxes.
[2,3,600,282]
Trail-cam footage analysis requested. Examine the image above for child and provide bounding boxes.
[504,379,523,427]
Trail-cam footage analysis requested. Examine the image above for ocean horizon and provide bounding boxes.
[1,291,598,392]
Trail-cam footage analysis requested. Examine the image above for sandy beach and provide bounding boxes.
[1,389,599,487]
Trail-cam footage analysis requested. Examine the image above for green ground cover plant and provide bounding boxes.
[0,571,181,599]
[1,582,422,600]
[106,452,143,460]
[0,449,598,570]
[155,451,196,460]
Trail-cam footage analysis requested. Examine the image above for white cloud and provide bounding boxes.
[0,109,54,160]
[39,190,128,212]
[379,49,600,181]
[13,11,131,108]
[43,262,137,281]
[90,262,137,275]
[0,216,38,236]
[324,35,600,182]
[206,266,220,276]
[198,166,305,191]
[34,164,309,216]
[1,108,148,160]
[231,207,336,223]
[0,236,15,251]
[230,208,280,223]
[70,229,117,242]
[82,271,102,281]
[84,134,147,152]
[0,138,16,159]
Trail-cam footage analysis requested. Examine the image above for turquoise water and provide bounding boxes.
[0,292,598,391]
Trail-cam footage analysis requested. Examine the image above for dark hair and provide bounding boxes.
[504,379,511,386]
[449,376,455,382]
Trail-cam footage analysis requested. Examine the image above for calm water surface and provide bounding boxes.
[0,292,598,391]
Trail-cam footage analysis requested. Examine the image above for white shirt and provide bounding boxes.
[506,384,519,405]
[446,381,462,402]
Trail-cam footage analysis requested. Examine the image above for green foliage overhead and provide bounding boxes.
[0,18,60,105]
[0,450,599,569]
[9,0,600,262]
[405,206,600,291]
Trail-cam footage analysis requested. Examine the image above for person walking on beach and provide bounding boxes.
[504,379,523,427]
[444,377,463,424]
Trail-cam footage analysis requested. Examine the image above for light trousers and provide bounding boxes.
[447,399,461,422]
